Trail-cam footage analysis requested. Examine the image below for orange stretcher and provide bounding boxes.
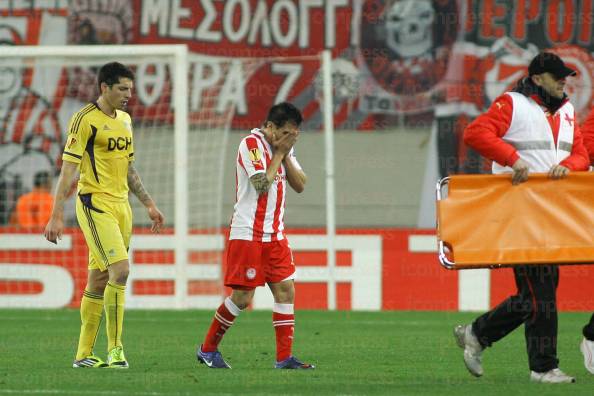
[436,172,594,269]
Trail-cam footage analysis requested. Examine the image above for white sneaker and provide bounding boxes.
[454,324,484,377]
[530,368,575,383]
[580,337,594,374]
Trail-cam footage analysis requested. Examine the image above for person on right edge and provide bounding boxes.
[455,52,590,383]
[575,105,594,375]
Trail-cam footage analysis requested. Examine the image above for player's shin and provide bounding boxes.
[202,297,242,352]
[104,281,126,351]
[76,290,104,359]
[273,303,295,362]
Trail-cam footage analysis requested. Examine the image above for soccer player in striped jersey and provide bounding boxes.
[44,62,164,368]
[197,102,314,369]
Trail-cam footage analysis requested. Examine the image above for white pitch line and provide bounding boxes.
[0,391,312,396]
[0,391,179,396]
[0,316,429,327]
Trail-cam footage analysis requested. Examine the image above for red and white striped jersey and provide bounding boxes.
[229,128,302,242]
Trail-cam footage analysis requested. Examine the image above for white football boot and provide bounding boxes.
[454,324,484,377]
[530,368,575,383]
[580,337,594,374]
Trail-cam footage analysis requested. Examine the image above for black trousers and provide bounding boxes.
[584,313,594,341]
[472,265,559,372]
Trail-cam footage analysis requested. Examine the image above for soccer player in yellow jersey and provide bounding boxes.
[44,62,164,368]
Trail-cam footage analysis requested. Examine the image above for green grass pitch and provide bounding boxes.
[1,310,593,395]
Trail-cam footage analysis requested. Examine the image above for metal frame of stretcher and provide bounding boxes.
[436,177,455,269]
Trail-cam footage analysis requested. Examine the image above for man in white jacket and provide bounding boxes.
[455,52,589,383]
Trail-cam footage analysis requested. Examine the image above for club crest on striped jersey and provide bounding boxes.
[248,148,262,164]
[246,268,256,280]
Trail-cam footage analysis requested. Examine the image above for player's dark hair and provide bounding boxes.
[97,62,134,91]
[34,171,51,189]
[265,102,303,128]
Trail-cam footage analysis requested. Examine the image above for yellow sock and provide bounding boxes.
[104,281,126,352]
[75,290,104,360]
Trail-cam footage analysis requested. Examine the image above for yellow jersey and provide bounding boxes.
[62,103,134,201]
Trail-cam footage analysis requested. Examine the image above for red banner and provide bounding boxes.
[4,1,594,129]
[2,228,594,311]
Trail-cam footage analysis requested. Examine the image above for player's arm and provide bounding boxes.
[44,161,78,243]
[250,132,296,195]
[45,107,93,242]
[250,152,285,195]
[283,152,306,193]
[127,164,164,233]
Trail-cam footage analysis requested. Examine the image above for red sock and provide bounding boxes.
[273,303,295,362]
[202,297,240,352]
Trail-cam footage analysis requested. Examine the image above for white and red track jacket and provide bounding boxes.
[464,92,589,173]
[229,128,302,242]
